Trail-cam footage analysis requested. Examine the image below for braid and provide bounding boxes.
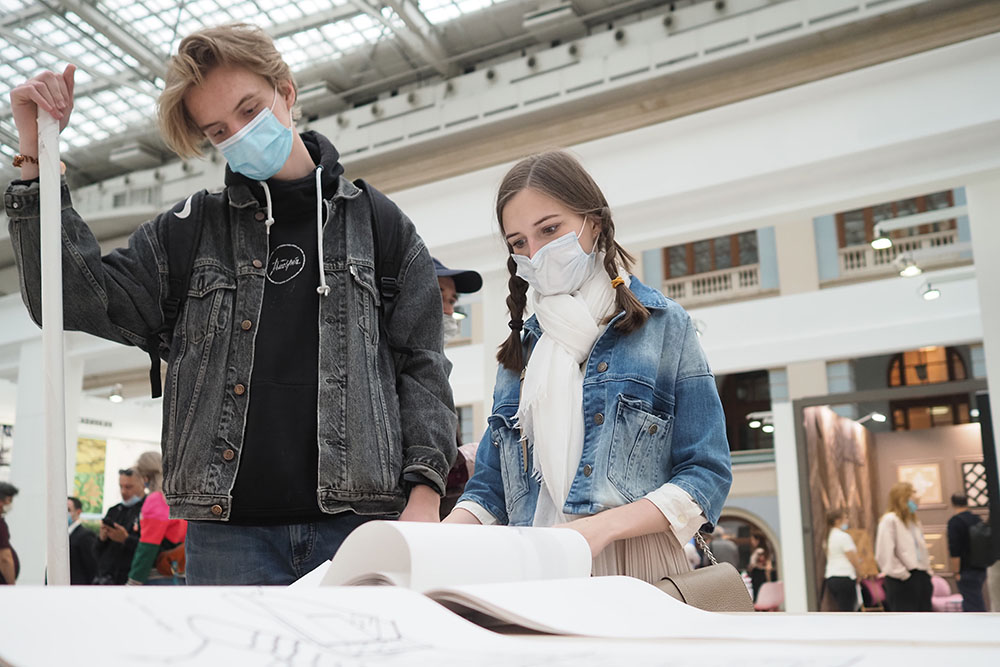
[497,254,529,371]
[596,206,649,333]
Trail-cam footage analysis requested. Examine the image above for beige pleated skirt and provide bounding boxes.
[590,531,692,584]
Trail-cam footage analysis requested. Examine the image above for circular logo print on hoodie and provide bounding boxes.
[267,244,306,285]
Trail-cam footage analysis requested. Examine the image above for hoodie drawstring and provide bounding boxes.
[315,165,330,297]
[257,166,330,297]
[259,180,275,236]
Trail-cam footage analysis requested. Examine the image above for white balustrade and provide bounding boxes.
[662,264,761,305]
[838,229,960,276]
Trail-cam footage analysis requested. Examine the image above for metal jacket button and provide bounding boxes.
[648,424,659,435]
[222,449,235,461]
[594,413,604,425]
[252,259,263,268]
[597,361,608,372]
[234,383,246,396]
[583,464,593,477]
[254,211,266,221]
[241,319,252,331]
[210,504,223,516]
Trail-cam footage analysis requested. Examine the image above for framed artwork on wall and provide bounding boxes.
[897,461,943,506]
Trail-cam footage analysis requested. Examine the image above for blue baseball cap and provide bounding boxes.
[432,257,482,294]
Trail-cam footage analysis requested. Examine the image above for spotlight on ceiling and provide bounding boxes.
[970,408,980,419]
[748,420,762,429]
[898,256,923,278]
[922,284,941,301]
[857,411,887,424]
[761,424,775,434]
[108,383,124,404]
[871,230,892,250]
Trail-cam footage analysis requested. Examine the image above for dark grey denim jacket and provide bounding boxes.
[5,157,457,521]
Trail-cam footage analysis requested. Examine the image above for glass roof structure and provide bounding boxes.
[0,0,516,162]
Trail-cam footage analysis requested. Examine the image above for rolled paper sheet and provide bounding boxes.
[38,109,70,586]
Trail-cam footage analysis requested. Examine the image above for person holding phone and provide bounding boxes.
[93,469,146,585]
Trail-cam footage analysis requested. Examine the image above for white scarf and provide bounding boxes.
[514,257,628,524]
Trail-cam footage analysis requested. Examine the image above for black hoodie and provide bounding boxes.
[228,132,344,524]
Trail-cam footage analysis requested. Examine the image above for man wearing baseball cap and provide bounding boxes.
[432,258,482,517]
[433,258,482,343]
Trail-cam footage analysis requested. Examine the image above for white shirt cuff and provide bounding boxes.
[454,500,499,526]
[643,483,705,546]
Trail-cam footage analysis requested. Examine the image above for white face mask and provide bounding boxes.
[442,314,461,342]
[511,224,597,296]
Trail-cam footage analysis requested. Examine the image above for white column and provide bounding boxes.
[8,341,48,584]
[774,220,820,295]
[477,268,508,435]
[771,400,807,612]
[772,360,826,613]
[965,176,1000,473]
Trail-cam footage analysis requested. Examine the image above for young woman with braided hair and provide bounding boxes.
[444,150,732,582]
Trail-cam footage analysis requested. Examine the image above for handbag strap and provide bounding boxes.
[695,531,718,566]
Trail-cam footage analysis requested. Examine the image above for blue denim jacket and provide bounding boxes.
[5,134,457,521]
[459,278,732,528]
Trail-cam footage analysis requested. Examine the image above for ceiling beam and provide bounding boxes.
[381,0,454,76]
[0,26,154,102]
[0,4,49,29]
[347,0,452,77]
[56,0,168,80]
[268,5,365,39]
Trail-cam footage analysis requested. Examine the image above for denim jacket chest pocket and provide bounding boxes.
[488,412,532,514]
[347,262,379,344]
[182,264,237,345]
[607,395,674,502]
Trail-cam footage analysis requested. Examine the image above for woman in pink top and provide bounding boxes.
[126,451,187,585]
[874,481,932,611]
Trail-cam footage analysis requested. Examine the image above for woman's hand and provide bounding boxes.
[559,514,616,558]
[557,499,671,558]
[10,64,76,135]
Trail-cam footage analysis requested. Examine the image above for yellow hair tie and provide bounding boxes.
[611,276,625,288]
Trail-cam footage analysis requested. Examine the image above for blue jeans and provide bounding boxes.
[185,513,379,585]
[958,569,987,612]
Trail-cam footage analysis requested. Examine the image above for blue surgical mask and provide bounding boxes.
[511,223,597,296]
[67,513,74,526]
[907,500,918,513]
[215,89,293,181]
[121,495,142,507]
[840,522,849,531]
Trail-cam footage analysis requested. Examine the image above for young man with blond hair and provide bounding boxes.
[6,24,457,584]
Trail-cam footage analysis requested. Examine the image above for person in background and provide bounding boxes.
[67,496,98,585]
[875,481,932,611]
[747,531,777,601]
[824,508,861,611]
[711,526,740,569]
[127,452,188,585]
[433,257,484,518]
[946,493,987,612]
[0,481,19,584]
[433,257,482,345]
[94,468,146,584]
[444,150,732,584]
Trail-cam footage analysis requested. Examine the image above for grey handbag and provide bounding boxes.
[655,532,756,612]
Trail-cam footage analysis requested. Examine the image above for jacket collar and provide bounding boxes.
[522,276,668,339]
